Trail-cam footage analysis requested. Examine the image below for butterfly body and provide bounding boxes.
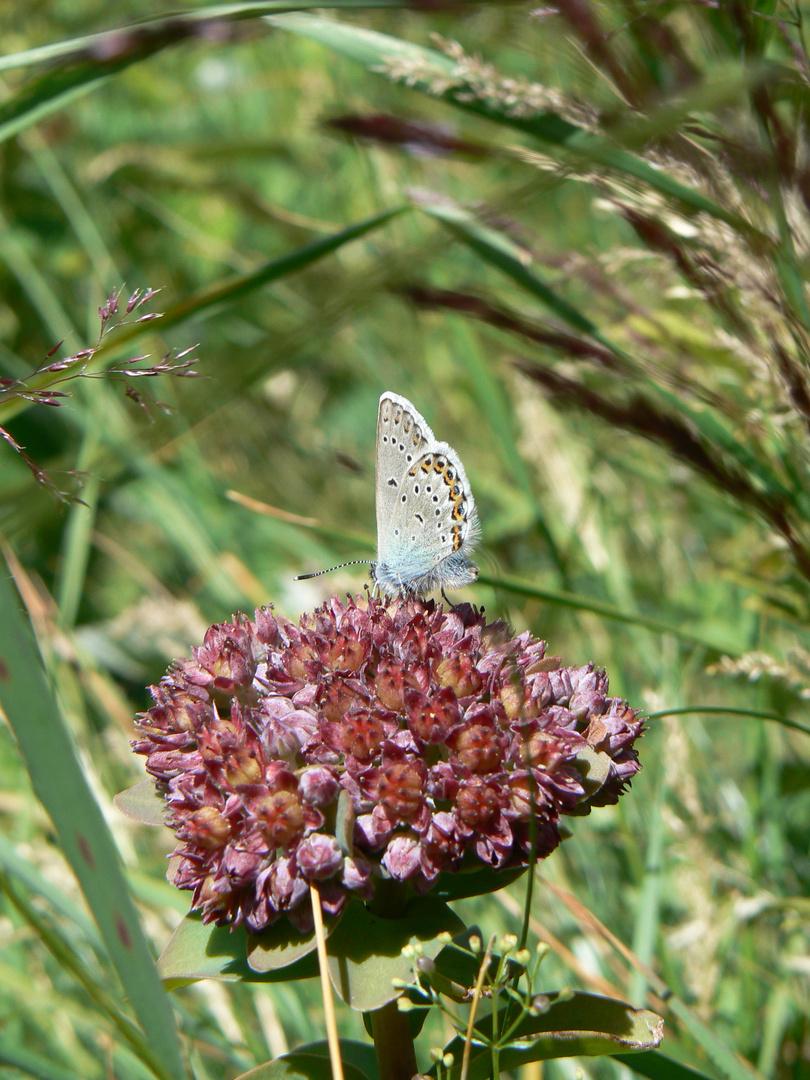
[372,392,480,598]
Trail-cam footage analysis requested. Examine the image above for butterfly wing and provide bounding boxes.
[375,392,480,596]
[376,392,434,559]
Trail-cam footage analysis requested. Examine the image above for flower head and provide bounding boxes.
[134,596,644,932]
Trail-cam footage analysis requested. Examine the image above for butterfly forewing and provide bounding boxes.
[376,393,433,556]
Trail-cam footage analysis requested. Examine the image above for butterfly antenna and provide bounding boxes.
[295,560,373,582]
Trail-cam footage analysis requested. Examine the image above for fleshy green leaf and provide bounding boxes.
[436,993,663,1078]
[157,912,319,989]
[613,1049,719,1080]
[284,1041,378,1080]
[234,1052,371,1080]
[247,912,339,973]
[432,864,526,902]
[325,895,464,1011]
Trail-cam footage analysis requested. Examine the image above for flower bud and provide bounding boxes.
[133,594,643,931]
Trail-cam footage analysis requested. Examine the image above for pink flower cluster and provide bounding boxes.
[134,596,643,932]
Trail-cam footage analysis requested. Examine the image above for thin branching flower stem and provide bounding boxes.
[461,935,496,1080]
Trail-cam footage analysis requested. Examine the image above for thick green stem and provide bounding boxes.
[370,1001,418,1080]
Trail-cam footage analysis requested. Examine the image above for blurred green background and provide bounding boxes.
[0,3,808,1079]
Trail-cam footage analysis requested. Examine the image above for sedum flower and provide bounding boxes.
[134,596,644,933]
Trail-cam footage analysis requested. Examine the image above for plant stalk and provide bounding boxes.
[370,1001,418,1080]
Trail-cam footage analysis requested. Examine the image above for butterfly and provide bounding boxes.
[297,391,480,599]
[371,392,480,598]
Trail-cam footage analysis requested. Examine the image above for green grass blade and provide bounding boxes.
[648,706,810,738]
[0,832,101,948]
[227,489,376,552]
[266,14,769,239]
[21,128,119,295]
[630,781,666,1006]
[0,553,185,1080]
[0,204,74,341]
[421,198,598,337]
[757,984,794,1077]
[0,3,414,143]
[0,205,406,427]
[0,1044,85,1080]
[146,205,407,334]
[55,431,102,628]
[479,574,738,655]
[666,997,762,1080]
[421,198,795,506]
[0,869,175,1078]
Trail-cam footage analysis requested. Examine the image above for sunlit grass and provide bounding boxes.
[1,3,809,1079]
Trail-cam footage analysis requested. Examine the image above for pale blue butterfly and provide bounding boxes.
[372,391,480,597]
[297,392,480,598]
